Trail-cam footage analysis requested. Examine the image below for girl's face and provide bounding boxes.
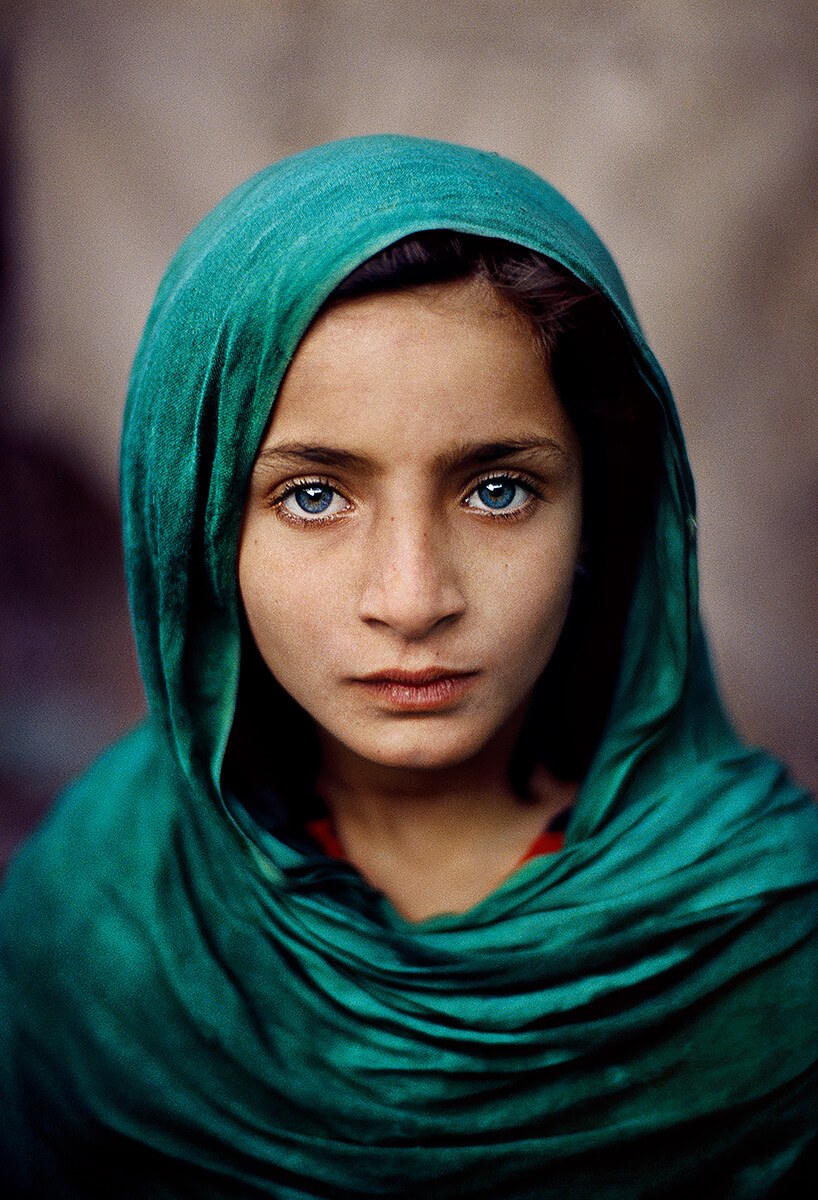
[239,281,583,778]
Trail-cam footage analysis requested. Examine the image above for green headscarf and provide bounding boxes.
[1,136,816,1199]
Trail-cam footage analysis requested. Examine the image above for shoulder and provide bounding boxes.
[0,722,191,1177]
[0,721,183,1040]
[2,720,177,911]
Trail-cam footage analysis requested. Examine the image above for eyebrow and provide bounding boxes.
[436,438,572,472]
[253,436,572,474]
[254,444,372,471]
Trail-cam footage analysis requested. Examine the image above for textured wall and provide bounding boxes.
[1,0,816,855]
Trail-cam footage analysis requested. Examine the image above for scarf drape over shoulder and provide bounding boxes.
[2,136,816,1198]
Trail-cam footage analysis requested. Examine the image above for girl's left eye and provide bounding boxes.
[464,476,534,514]
[276,481,349,521]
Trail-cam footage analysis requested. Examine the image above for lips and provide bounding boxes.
[352,668,479,712]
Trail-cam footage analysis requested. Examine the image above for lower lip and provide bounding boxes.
[355,674,478,712]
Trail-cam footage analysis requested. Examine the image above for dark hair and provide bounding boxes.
[326,230,586,358]
[226,232,660,813]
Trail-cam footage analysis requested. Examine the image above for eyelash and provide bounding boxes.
[269,476,350,526]
[268,471,543,527]
[463,472,542,520]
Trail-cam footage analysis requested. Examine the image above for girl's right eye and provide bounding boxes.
[274,480,350,523]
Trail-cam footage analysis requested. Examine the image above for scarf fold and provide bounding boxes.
[2,135,816,1199]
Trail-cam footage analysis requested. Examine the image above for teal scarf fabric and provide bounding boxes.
[1,136,816,1198]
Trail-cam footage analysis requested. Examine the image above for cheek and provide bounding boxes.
[239,541,302,653]
[489,536,580,661]
[522,567,576,646]
[238,535,348,682]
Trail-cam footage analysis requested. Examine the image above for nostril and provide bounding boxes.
[357,515,467,638]
[358,564,466,637]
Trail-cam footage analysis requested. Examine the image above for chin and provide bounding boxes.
[343,723,495,773]
[367,748,467,772]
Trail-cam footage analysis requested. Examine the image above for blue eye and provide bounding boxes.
[277,480,349,521]
[292,483,335,513]
[477,479,517,509]
[465,476,532,514]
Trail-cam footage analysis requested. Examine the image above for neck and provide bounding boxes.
[314,726,576,880]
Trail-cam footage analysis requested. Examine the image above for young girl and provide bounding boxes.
[1,136,816,1198]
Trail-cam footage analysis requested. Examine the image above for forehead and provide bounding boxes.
[312,274,538,354]
[257,281,578,461]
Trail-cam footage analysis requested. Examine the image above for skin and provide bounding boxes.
[239,279,583,919]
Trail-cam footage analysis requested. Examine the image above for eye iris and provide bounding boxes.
[478,478,517,509]
[294,484,333,514]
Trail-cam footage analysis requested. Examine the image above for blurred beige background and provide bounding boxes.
[1,0,816,862]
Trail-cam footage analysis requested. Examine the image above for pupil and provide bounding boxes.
[295,484,333,514]
[478,478,516,509]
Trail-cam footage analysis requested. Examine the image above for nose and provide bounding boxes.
[358,511,466,639]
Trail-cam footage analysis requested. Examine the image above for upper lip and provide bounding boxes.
[355,668,477,685]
